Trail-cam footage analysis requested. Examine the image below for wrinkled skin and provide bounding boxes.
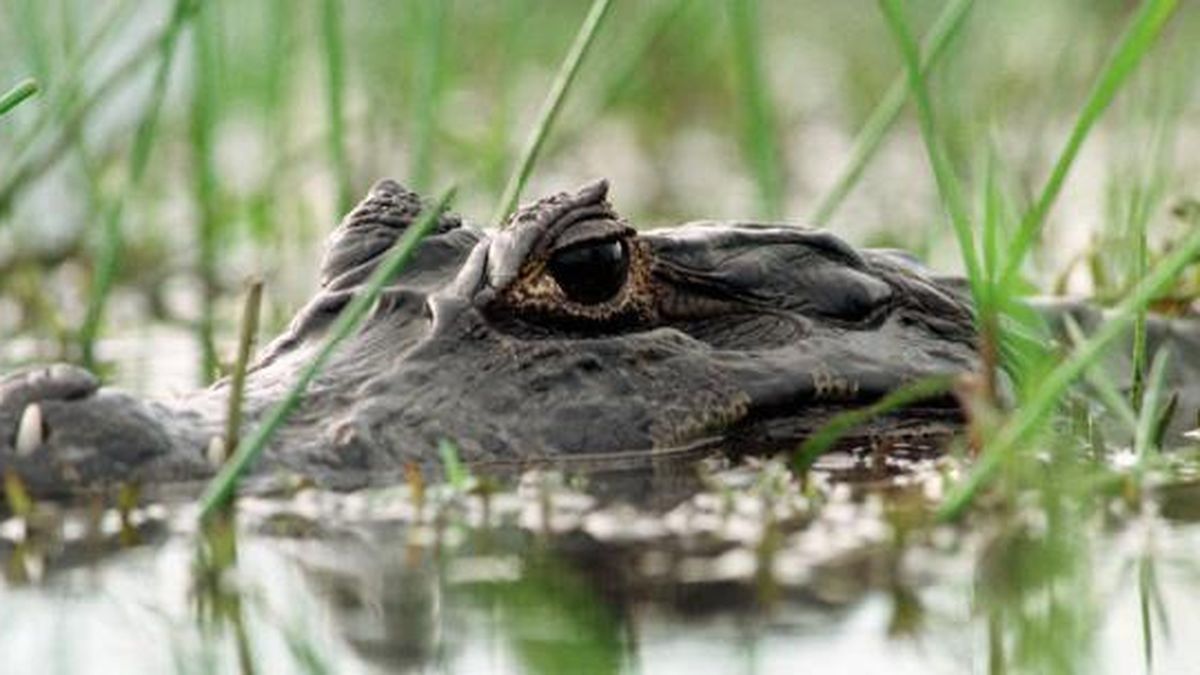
[0,179,1173,497]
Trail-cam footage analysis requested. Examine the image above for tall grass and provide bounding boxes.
[191,0,223,383]
[866,0,1188,520]
[874,0,1003,430]
[589,0,691,113]
[810,0,974,226]
[198,187,455,519]
[876,0,982,294]
[79,0,198,370]
[0,0,133,161]
[477,0,526,195]
[1133,348,1172,467]
[1105,61,1186,407]
[491,0,613,224]
[522,0,691,193]
[320,0,352,215]
[0,0,148,215]
[727,0,784,219]
[221,279,263,463]
[409,0,447,192]
[4,2,1200,672]
[1130,225,1149,408]
[201,0,617,517]
[251,0,298,329]
[937,227,1200,521]
[999,0,1179,288]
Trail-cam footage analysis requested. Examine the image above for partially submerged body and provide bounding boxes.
[0,180,1195,497]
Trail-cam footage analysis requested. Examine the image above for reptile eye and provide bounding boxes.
[548,240,629,305]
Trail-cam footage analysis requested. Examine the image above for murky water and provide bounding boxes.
[4,440,1200,674]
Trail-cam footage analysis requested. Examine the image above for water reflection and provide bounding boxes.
[3,447,1200,673]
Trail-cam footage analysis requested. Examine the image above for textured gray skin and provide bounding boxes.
[1,179,1186,498]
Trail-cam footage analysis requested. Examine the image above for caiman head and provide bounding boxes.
[0,179,979,492]
[247,179,979,470]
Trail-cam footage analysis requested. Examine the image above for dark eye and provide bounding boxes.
[548,240,629,305]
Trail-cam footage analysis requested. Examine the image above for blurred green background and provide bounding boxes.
[1,0,1197,388]
[3,5,1200,674]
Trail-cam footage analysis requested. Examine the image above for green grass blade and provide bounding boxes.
[592,0,690,111]
[438,438,471,491]
[1062,315,1138,434]
[937,226,1200,521]
[1134,347,1171,466]
[478,0,528,194]
[79,0,196,369]
[198,187,456,520]
[490,0,613,224]
[0,78,38,117]
[1138,556,1157,671]
[791,375,956,473]
[191,0,222,383]
[320,0,352,215]
[0,1,155,215]
[727,0,784,219]
[222,279,264,461]
[3,0,135,159]
[514,0,690,194]
[979,140,1015,290]
[1131,227,1149,408]
[409,0,447,192]
[876,0,982,295]
[811,0,974,226]
[10,0,52,82]
[129,1,195,183]
[999,0,1179,288]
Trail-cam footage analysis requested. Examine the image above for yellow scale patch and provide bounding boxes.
[810,365,860,400]
[649,389,751,449]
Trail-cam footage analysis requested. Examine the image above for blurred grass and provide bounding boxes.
[3,2,1196,349]
[865,0,1192,523]
[0,0,131,153]
[491,0,613,223]
[79,0,198,370]
[877,0,982,291]
[220,278,262,464]
[1133,347,1172,467]
[409,0,447,192]
[1,2,1200,669]
[0,0,150,215]
[938,223,1200,521]
[191,0,222,382]
[999,0,1180,288]
[320,0,352,216]
[198,186,454,519]
[811,0,974,226]
[727,0,784,219]
[2,5,1200,672]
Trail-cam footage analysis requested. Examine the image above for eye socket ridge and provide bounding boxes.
[547,237,630,305]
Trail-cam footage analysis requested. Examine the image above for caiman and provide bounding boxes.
[1,180,1196,497]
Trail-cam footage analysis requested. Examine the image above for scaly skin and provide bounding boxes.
[7,178,1126,498]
